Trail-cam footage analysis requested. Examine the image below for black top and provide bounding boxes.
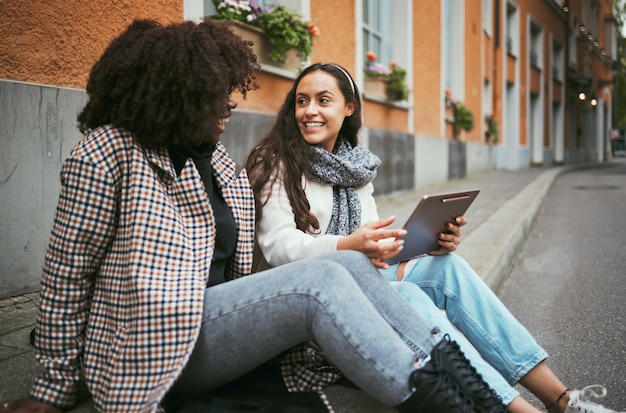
[168,144,237,287]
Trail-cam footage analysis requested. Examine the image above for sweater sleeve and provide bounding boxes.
[256,174,341,267]
[359,182,379,222]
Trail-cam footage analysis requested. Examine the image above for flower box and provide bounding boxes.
[226,20,301,73]
[363,76,389,100]
[363,51,409,101]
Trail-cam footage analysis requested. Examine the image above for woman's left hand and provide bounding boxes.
[429,216,466,255]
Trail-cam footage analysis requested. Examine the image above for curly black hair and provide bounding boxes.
[77,19,259,148]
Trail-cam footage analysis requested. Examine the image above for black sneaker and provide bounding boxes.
[396,341,475,412]
[433,335,508,413]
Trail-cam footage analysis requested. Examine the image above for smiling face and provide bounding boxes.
[204,96,238,145]
[295,70,355,152]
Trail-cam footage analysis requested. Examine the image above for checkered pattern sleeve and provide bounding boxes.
[31,153,117,408]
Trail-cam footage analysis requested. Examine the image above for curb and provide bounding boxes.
[456,166,566,291]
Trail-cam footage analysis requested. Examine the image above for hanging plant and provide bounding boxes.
[484,114,499,143]
[444,89,474,136]
[211,0,320,63]
[364,51,410,101]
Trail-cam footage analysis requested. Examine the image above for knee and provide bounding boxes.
[389,281,430,304]
[436,253,463,264]
[319,250,372,268]
[389,281,423,297]
[404,254,473,285]
[303,258,362,297]
[431,254,473,274]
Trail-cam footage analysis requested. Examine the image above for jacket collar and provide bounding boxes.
[144,145,178,185]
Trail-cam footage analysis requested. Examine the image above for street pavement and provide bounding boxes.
[0,163,582,412]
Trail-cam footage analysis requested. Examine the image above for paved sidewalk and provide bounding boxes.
[0,165,572,412]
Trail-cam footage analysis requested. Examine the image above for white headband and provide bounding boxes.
[328,64,355,96]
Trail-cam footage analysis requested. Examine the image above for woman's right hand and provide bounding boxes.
[0,398,62,413]
[336,216,407,269]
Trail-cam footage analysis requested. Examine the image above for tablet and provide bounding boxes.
[384,189,480,264]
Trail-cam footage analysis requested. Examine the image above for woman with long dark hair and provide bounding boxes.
[246,62,623,413]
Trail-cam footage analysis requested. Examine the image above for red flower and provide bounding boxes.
[389,60,397,68]
[366,51,377,62]
[308,23,320,37]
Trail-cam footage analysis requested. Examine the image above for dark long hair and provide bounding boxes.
[244,63,363,232]
[77,19,259,148]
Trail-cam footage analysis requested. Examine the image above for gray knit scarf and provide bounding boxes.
[309,138,381,235]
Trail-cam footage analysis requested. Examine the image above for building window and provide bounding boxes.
[552,40,563,81]
[363,0,392,64]
[582,0,600,37]
[569,16,578,68]
[483,78,493,138]
[506,2,518,57]
[530,22,542,70]
[482,0,493,36]
[362,0,411,82]
[443,0,464,94]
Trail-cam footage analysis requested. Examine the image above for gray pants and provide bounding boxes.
[171,251,441,407]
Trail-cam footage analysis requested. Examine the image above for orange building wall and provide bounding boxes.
[310,0,356,72]
[0,0,182,89]
[413,2,441,137]
[464,0,483,143]
[233,70,296,113]
[363,101,409,133]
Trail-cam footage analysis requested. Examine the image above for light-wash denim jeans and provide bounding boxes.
[381,253,549,405]
[171,251,441,407]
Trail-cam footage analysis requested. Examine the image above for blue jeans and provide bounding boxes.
[382,253,548,405]
[171,251,441,407]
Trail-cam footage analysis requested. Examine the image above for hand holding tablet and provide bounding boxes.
[384,189,480,264]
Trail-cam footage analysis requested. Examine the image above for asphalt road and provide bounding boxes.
[497,161,626,410]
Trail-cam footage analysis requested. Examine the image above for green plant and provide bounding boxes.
[454,101,474,131]
[387,63,410,101]
[364,51,410,101]
[444,89,474,134]
[211,0,320,64]
[484,114,499,143]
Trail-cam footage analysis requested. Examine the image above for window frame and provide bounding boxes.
[360,0,411,105]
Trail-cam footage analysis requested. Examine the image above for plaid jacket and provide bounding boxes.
[30,125,255,412]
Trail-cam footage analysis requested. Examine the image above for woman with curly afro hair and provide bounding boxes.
[1,19,502,413]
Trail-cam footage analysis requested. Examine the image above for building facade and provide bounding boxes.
[0,0,617,296]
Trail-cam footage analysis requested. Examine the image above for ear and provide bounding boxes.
[346,102,356,117]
